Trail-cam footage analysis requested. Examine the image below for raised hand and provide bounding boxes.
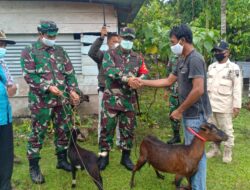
[101,26,108,38]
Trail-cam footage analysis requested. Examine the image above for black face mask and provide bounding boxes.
[214,53,226,62]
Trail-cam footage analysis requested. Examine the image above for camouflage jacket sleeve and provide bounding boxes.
[62,49,80,93]
[20,46,51,93]
[88,37,104,70]
[102,51,131,83]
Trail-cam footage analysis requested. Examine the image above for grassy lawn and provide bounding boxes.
[12,89,250,190]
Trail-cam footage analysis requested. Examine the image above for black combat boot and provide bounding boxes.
[167,130,181,144]
[120,150,134,171]
[29,158,45,184]
[56,150,72,172]
[98,152,109,171]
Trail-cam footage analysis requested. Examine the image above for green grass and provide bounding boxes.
[12,89,250,190]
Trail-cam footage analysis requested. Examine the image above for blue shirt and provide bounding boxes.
[0,63,12,125]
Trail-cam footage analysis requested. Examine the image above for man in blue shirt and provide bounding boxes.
[0,30,17,190]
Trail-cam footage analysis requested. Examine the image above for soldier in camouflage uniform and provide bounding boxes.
[88,26,120,145]
[165,55,181,144]
[20,21,80,184]
[98,27,149,171]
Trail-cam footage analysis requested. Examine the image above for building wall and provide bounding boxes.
[0,1,117,34]
[0,1,118,117]
[236,61,250,97]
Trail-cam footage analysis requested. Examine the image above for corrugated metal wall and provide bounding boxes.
[5,40,82,76]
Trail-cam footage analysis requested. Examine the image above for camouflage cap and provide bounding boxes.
[120,27,135,39]
[37,20,58,36]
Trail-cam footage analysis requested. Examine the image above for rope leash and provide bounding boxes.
[60,93,104,190]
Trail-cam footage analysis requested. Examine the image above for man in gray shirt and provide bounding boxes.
[133,24,211,190]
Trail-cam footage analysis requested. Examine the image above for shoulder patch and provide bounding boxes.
[235,70,240,77]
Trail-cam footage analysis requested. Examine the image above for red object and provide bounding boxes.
[187,127,206,142]
[138,56,149,75]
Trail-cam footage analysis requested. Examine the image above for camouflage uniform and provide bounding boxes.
[88,35,121,146]
[20,22,80,160]
[99,35,148,152]
[166,56,181,144]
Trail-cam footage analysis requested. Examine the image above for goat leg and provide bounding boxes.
[71,167,77,188]
[93,173,103,190]
[130,156,147,188]
[155,170,165,180]
[186,177,192,190]
[87,165,103,190]
[130,170,136,189]
[174,174,184,188]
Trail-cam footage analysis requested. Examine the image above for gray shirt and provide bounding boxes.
[173,50,211,119]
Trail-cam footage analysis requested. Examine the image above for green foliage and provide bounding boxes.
[133,0,250,63]
[132,0,221,67]
[192,27,220,63]
[137,87,170,128]
[131,0,180,60]
[192,0,250,61]
[169,0,204,23]
[227,0,250,60]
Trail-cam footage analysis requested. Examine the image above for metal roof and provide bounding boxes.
[31,0,146,25]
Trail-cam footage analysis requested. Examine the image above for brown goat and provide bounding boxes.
[130,123,228,190]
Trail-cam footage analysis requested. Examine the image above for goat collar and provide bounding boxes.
[187,127,206,142]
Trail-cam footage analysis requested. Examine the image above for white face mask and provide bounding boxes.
[42,37,56,47]
[121,40,133,50]
[111,43,119,50]
[170,42,183,55]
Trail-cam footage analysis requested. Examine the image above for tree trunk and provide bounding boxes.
[205,0,209,28]
[192,0,195,21]
[221,0,227,37]
[177,0,180,19]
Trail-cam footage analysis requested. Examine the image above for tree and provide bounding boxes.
[221,0,227,37]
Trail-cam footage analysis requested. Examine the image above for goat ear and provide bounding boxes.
[207,122,216,130]
[200,124,207,131]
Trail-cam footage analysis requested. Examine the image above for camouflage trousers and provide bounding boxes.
[169,95,180,131]
[99,106,136,152]
[27,105,72,159]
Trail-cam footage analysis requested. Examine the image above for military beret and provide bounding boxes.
[120,27,136,39]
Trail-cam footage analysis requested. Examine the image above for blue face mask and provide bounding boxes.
[0,48,7,58]
[121,40,133,50]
